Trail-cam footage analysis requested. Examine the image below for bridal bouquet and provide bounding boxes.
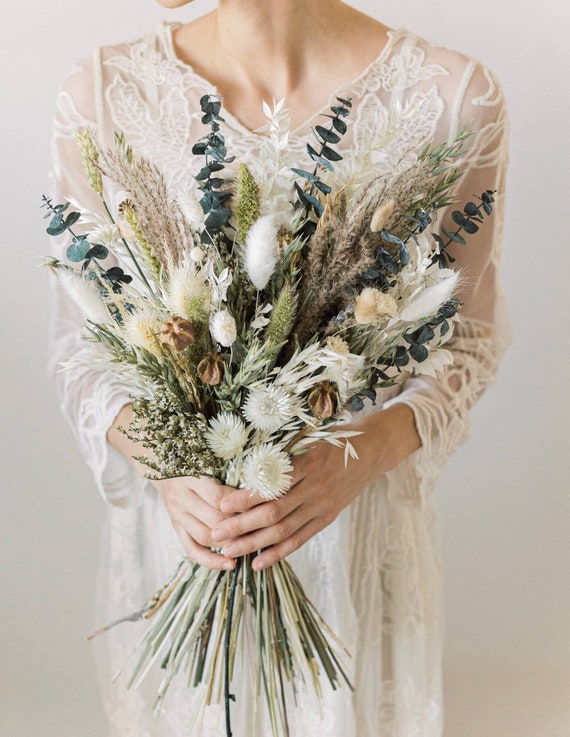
[44,94,495,736]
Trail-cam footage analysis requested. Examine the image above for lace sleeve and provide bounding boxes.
[385,63,511,505]
[48,55,147,508]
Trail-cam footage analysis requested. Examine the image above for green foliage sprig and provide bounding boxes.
[192,95,235,245]
[432,189,496,268]
[292,96,352,237]
[42,195,132,295]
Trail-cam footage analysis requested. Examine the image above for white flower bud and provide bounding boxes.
[210,310,237,347]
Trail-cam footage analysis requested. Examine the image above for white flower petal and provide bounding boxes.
[243,385,295,433]
[205,413,249,460]
[242,444,293,500]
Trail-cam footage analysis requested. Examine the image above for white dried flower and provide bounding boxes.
[354,287,398,325]
[244,214,279,290]
[324,336,351,357]
[123,312,162,356]
[321,344,366,399]
[205,413,249,460]
[242,444,293,500]
[88,223,121,249]
[60,272,110,324]
[243,385,294,433]
[210,310,237,347]
[189,246,205,262]
[399,271,459,322]
[176,190,204,230]
[250,303,273,331]
[164,261,210,318]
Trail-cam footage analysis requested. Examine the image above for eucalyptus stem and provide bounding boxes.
[224,557,242,737]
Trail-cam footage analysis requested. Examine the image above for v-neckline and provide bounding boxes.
[161,21,399,139]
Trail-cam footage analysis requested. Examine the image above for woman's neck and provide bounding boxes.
[172,0,390,129]
[210,0,351,95]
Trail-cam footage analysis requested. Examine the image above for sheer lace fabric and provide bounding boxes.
[49,22,510,737]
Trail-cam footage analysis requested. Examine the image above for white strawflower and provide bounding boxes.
[89,223,122,249]
[60,272,110,324]
[354,287,398,325]
[244,214,279,290]
[164,260,210,318]
[123,312,162,356]
[243,385,294,433]
[399,271,459,322]
[242,444,293,500]
[210,310,237,347]
[205,413,249,460]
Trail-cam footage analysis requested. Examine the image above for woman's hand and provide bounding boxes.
[211,403,420,571]
[152,476,238,571]
[107,403,237,571]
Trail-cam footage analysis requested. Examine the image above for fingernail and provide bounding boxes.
[222,546,238,558]
[253,559,266,571]
[223,560,235,570]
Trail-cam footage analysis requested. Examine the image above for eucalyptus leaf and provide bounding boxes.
[66,240,91,262]
[380,230,405,247]
[314,181,332,195]
[410,343,429,362]
[205,207,231,229]
[320,145,343,162]
[315,125,341,144]
[65,211,81,228]
[331,117,347,134]
[306,144,334,171]
[291,168,318,183]
[85,244,109,260]
[413,325,435,344]
[348,395,364,412]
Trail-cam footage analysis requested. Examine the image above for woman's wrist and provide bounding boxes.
[348,402,421,487]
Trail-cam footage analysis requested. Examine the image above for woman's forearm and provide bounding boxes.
[348,402,421,488]
[106,403,153,479]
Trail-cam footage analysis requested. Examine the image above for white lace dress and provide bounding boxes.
[49,21,510,737]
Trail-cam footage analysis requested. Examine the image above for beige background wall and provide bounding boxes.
[1,0,568,735]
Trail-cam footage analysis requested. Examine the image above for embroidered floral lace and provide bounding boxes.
[49,22,510,737]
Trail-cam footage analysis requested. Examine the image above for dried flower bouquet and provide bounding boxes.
[44,94,495,737]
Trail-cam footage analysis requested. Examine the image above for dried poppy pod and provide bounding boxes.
[307,380,339,420]
[197,352,225,385]
[160,316,195,352]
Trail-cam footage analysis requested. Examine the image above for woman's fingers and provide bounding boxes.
[213,493,301,544]
[252,518,325,570]
[187,476,236,509]
[217,504,310,558]
[220,487,262,514]
[173,524,235,571]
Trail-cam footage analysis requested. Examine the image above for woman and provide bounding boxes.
[49,0,510,734]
